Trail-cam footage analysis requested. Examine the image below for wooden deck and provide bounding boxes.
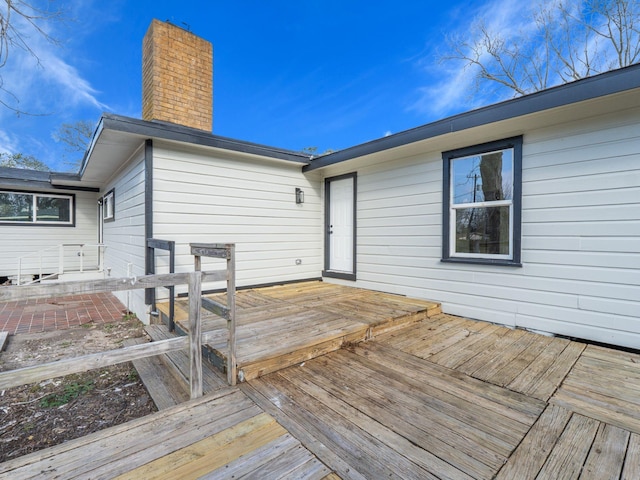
[159,281,441,382]
[0,387,332,479]
[245,314,640,479]
[3,282,639,479]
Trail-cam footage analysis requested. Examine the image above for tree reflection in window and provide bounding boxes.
[0,191,73,225]
[0,193,33,222]
[451,148,513,257]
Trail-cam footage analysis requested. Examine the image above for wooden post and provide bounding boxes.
[227,244,237,386]
[190,242,237,386]
[188,271,203,399]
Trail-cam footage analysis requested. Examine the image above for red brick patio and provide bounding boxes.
[0,293,128,335]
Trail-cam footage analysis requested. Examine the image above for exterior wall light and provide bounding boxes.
[295,188,304,204]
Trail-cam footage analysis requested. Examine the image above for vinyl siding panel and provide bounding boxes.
[152,141,322,295]
[101,147,147,321]
[0,190,98,280]
[321,106,640,349]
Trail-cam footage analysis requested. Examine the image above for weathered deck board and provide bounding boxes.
[551,344,640,434]
[380,313,472,353]
[506,339,583,400]
[382,314,587,401]
[456,328,529,377]
[623,433,640,479]
[354,341,544,423]
[248,373,442,479]
[241,382,369,480]
[495,404,573,479]
[496,405,634,480]
[0,388,256,478]
[169,281,440,383]
[427,322,513,368]
[145,325,228,394]
[248,340,545,479]
[1,387,332,480]
[5,282,639,478]
[270,368,462,480]
[536,413,600,479]
[580,423,629,479]
[123,337,189,410]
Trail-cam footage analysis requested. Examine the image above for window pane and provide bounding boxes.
[452,149,513,204]
[103,192,114,220]
[0,193,33,222]
[36,196,71,222]
[455,206,510,255]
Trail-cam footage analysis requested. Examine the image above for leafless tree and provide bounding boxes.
[53,120,95,170]
[0,0,63,113]
[0,151,49,170]
[443,0,640,96]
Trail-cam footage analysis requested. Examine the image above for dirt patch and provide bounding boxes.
[0,316,158,463]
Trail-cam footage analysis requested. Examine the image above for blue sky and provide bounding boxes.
[0,0,528,172]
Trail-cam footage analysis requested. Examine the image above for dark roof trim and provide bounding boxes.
[304,63,640,172]
[78,114,310,176]
[0,166,51,183]
[0,167,99,192]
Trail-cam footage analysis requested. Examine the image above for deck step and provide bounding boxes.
[144,325,228,393]
[123,337,189,410]
[156,281,443,384]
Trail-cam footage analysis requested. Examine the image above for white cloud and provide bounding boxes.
[0,129,19,155]
[0,0,109,117]
[42,53,109,111]
[408,0,544,119]
[0,1,108,170]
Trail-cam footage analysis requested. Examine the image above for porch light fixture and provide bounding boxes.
[295,188,304,204]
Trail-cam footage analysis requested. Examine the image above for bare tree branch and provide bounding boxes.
[441,0,640,97]
[53,120,95,170]
[0,0,64,114]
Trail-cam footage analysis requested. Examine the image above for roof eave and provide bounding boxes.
[98,115,311,165]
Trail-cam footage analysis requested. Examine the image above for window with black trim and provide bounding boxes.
[0,191,74,225]
[442,136,522,265]
[102,189,115,222]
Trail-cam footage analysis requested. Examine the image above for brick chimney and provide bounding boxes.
[142,19,213,132]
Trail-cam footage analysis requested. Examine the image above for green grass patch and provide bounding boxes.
[39,381,94,408]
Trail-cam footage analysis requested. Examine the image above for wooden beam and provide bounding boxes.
[189,271,203,399]
[202,297,230,320]
[147,238,174,251]
[0,336,189,390]
[227,244,237,386]
[190,243,232,259]
[0,271,226,302]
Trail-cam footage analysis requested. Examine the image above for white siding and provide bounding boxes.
[101,147,147,321]
[321,106,640,349]
[0,190,98,280]
[152,141,323,294]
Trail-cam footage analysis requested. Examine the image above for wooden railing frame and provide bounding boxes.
[191,243,237,386]
[0,268,228,398]
[146,238,176,331]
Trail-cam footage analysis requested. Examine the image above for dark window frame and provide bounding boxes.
[102,188,115,223]
[442,136,522,267]
[0,189,75,227]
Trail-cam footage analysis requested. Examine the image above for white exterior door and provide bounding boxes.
[326,175,355,276]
